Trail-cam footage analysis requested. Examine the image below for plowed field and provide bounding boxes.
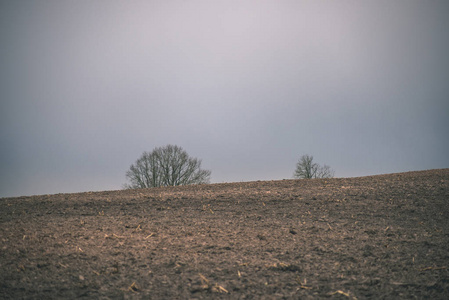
[1,169,448,299]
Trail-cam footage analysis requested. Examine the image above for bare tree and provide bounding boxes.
[124,145,211,189]
[293,154,334,179]
[315,164,334,179]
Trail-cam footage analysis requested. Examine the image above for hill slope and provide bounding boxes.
[1,169,448,299]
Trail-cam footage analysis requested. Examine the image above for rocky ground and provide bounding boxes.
[1,169,448,299]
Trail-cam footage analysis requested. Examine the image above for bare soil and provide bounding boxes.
[1,169,449,299]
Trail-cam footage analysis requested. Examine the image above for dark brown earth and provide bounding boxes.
[1,169,448,299]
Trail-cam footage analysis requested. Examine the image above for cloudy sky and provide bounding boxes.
[1,1,448,197]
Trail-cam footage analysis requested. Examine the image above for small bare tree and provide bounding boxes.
[125,145,211,189]
[293,154,334,179]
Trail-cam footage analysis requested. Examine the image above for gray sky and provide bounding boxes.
[1,0,448,197]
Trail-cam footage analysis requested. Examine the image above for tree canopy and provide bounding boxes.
[125,145,211,189]
[294,154,334,179]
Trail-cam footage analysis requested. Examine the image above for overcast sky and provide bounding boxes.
[1,1,448,197]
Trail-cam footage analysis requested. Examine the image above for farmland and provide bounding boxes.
[1,169,448,299]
